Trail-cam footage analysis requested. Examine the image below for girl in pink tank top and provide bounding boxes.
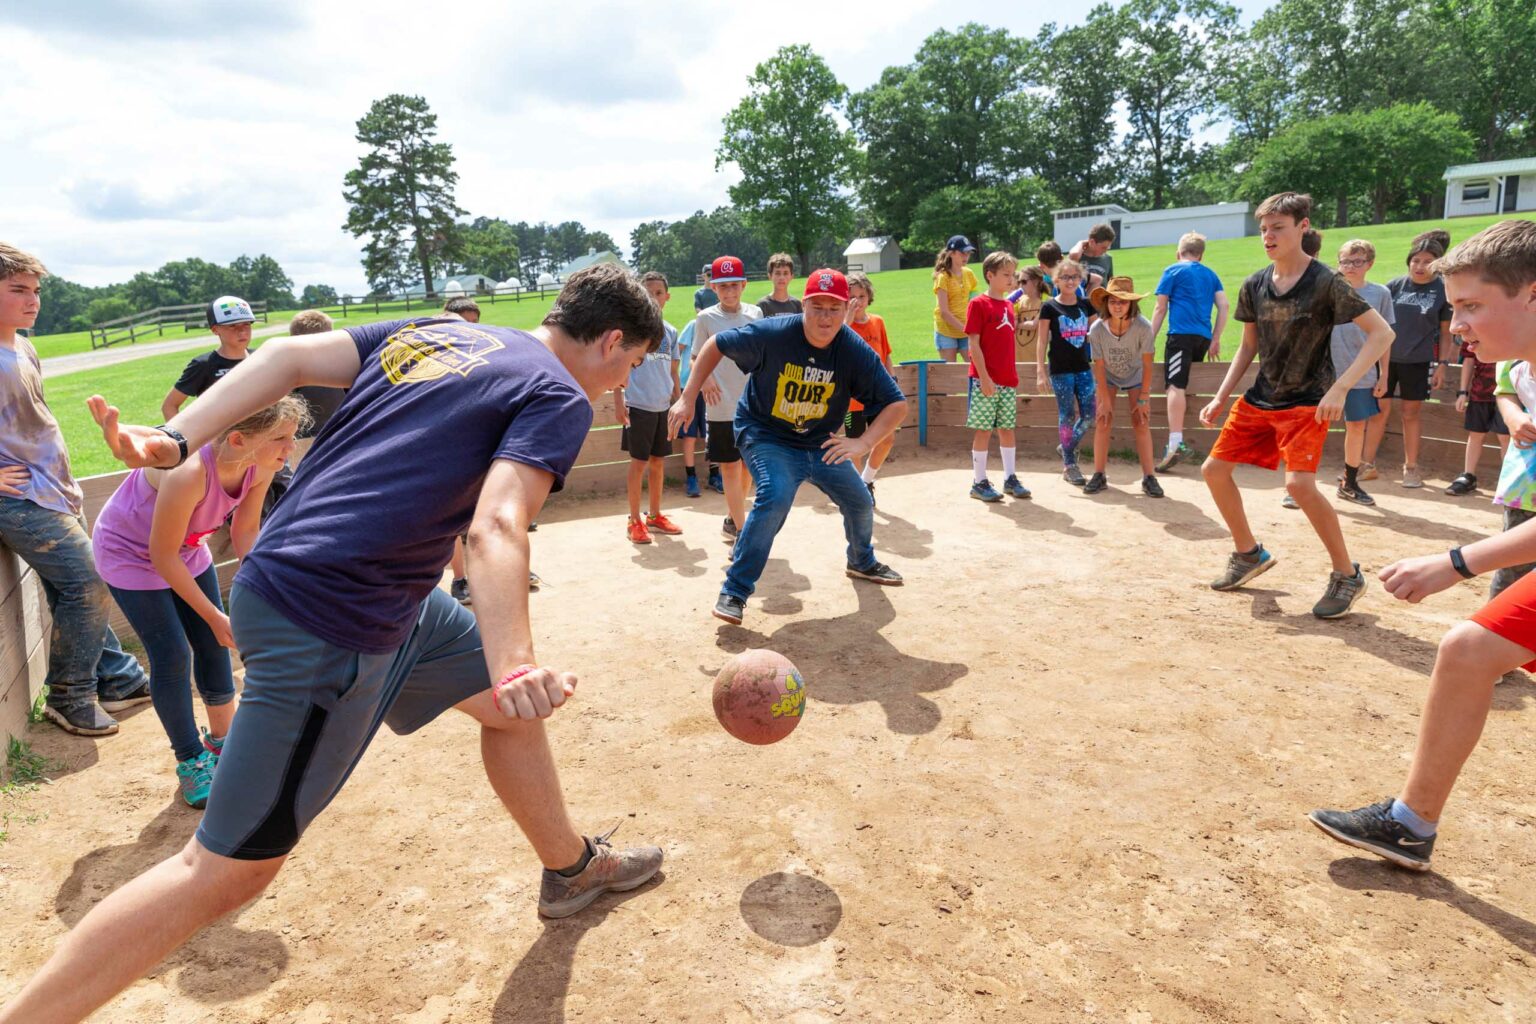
[91,395,309,808]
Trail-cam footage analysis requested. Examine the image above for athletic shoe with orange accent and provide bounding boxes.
[626,517,652,544]
[645,512,682,535]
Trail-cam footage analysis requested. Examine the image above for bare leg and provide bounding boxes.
[1344,420,1366,468]
[626,459,645,522]
[647,458,664,518]
[1399,622,1533,821]
[1092,403,1113,473]
[1402,400,1423,468]
[1285,471,1353,574]
[1363,400,1390,465]
[450,536,467,579]
[459,692,585,869]
[1166,385,1187,445]
[1463,432,1487,476]
[867,433,895,472]
[1131,388,1155,476]
[0,841,284,1024]
[682,436,696,470]
[1202,457,1256,553]
[206,699,235,740]
[721,461,748,529]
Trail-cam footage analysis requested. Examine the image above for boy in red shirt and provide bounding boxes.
[844,272,896,503]
[966,251,1030,501]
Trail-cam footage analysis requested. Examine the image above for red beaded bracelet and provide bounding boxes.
[492,665,537,704]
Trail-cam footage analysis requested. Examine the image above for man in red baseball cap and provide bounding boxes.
[669,269,908,625]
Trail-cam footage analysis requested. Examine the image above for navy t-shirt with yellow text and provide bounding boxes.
[236,317,591,653]
[713,315,903,449]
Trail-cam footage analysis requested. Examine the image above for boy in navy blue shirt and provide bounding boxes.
[10,266,668,1022]
[669,270,908,625]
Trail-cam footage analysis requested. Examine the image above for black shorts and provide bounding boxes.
[1386,361,1432,401]
[676,394,707,439]
[621,408,672,460]
[1164,334,1211,390]
[706,420,741,463]
[1466,400,1509,434]
[845,409,869,439]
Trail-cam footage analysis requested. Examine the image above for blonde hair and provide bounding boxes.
[288,310,334,335]
[1255,191,1313,223]
[1338,239,1376,262]
[0,242,48,280]
[1434,219,1536,295]
[1177,232,1206,258]
[219,394,311,445]
[845,271,874,304]
[933,247,962,277]
[981,250,1017,281]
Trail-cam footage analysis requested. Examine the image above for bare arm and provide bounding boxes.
[1211,292,1230,357]
[1456,359,1474,412]
[1330,310,1395,393]
[1147,295,1169,342]
[1034,316,1050,391]
[146,465,234,646]
[228,468,275,558]
[160,390,187,422]
[822,399,908,466]
[1382,514,1536,603]
[1201,322,1259,426]
[1433,322,1454,389]
[968,333,994,395]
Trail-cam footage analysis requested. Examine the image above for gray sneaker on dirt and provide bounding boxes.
[1313,563,1366,618]
[1401,464,1424,489]
[1156,441,1196,473]
[847,561,903,585]
[1210,544,1276,591]
[1081,471,1107,494]
[538,826,664,919]
[44,702,118,737]
[713,593,745,625]
[1141,475,1164,498]
[1308,799,1434,871]
[1063,463,1086,487]
[98,681,152,713]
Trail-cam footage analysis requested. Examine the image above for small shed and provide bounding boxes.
[1052,202,1256,251]
[1443,158,1536,218]
[843,236,902,274]
[443,279,467,297]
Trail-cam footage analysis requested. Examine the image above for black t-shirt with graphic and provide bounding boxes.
[1039,298,1095,375]
[174,350,244,396]
[1235,260,1372,410]
[756,296,803,317]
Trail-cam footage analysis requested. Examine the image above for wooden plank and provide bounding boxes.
[548,455,687,500]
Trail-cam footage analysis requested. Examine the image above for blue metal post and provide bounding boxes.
[899,359,944,446]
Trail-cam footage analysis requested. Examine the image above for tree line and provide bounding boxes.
[33,254,296,336]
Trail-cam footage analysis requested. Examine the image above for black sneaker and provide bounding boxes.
[1445,473,1477,496]
[44,702,119,737]
[866,481,876,507]
[98,681,151,713]
[450,577,472,606]
[713,593,745,625]
[1337,482,1376,506]
[1081,471,1107,494]
[846,561,903,586]
[1313,563,1366,619]
[1063,463,1086,487]
[1142,475,1164,498]
[722,517,739,541]
[1308,799,1435,871]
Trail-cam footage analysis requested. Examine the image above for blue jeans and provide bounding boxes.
[0,497,147,712]
[109,566,234,763]
[724,427,877,601]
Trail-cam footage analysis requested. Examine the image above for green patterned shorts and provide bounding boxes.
[965,381,1017,430]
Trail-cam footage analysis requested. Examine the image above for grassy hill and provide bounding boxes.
[44,210,1536,477]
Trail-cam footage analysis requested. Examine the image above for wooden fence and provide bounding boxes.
[308,283,564,319]
[0,362,1500,746]
[89,301,271,350]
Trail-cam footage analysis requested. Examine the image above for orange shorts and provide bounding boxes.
[1470,568,1536,671]
[1209,397,1329,473]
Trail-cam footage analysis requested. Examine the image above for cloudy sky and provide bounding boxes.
[3,0,1268,296]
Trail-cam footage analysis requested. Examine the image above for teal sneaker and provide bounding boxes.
[176,750,217,810]
[969,479,1004,503]
[201,727,224,761]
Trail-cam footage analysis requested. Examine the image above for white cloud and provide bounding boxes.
[4,0,1273,298]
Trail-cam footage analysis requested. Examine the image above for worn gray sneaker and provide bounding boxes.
[1210,544,1276,591]
[538,826,664,919]
[1313,563,1366,619]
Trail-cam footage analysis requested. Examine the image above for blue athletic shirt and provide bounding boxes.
[1154,260,1224,338]
[714,315,903,449]
[237,317,591,653]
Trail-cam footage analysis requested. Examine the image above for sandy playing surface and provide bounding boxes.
[2,450,1533,1023]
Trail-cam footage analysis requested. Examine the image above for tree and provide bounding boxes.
[232,254,296,308]
[1118,0,1240,209]
[452,217,522,281]
[1035,8,1125,208]
[1352,103,1475,222]
[717,44,859,270]
[85,295,134,325]
[629,207,772,286]
[1426,0,1536,159]
[1253,0,1423,117]
[906,178,1057,257]
[850,25,1033,242]
[342,94,465,295]
[301,283,339,307]
[1242,114,1364,225]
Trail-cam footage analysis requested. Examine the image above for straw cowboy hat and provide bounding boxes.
[1089,275,1145,317]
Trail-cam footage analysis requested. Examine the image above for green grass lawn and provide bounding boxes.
[46,210,1536,479]
[26,311,303,360]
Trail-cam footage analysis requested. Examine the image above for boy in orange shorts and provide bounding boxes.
[1198,192,1393,618]
[1310,219,1536,871]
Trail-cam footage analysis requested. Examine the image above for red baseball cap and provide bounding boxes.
[802,268,849,303]
[709,255,746,283]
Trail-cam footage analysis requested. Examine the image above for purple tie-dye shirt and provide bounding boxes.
[0,336,83,517]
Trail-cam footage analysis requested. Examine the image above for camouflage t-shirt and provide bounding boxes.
[1235,260,1372,410]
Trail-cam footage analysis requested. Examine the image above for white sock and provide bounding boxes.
[1167,431,1183,453]
[972,450,988,483]
[861,463,879,483]
[1001,447,1017,478]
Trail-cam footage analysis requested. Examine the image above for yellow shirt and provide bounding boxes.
[932,266,978,339]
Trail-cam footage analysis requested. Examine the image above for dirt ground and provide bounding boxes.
[3,449,1534,1023]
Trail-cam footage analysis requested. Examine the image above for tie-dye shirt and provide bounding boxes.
[0,336,83,517]
[1494,360,1536,511]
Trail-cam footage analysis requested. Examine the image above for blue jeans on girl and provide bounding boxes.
[1050,371,1096,465]
[108,565,234,763]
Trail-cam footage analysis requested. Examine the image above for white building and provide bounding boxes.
[1443,158,1536,218]
[1052,202,1257,251]
[842,236,902,274]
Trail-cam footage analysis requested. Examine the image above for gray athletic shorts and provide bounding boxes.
[196,584,489,861]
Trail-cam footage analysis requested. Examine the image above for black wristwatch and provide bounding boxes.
[1448,546,1476,579]
[153,425,190,467]
[1457,389,1468,396]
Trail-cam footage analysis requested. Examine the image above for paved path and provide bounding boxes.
[40,322,293,379]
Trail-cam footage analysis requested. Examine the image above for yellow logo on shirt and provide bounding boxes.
[771,363,835,431]
[379,324,506,384]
